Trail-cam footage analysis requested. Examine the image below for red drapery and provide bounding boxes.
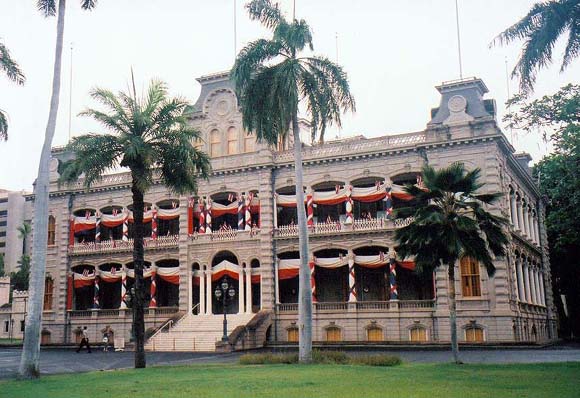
[66,275,73,310]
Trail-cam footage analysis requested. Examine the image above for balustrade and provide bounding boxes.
[274,217,414,238]
[69,235,179,255]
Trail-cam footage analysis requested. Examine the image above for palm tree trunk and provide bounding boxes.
[447,261,461,364]
[293,115,313,363]
[131,177,146,369]
[19,0,67,379]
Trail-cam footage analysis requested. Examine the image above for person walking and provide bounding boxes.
[76,326,91,353]
[102,325,112,352]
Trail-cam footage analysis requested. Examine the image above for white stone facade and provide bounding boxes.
[26,73,555,346]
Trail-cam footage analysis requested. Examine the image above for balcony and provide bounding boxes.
[188,228,261,243]
[68,306,179,319]
[276,299,435,313]
[274,217,414,239]
[68,235,179,255]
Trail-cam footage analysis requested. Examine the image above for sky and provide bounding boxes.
[0,0,578,192]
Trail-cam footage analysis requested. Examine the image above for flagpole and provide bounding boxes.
[454,0,463,79]
[234,0,237,62]
[68,42,73,142]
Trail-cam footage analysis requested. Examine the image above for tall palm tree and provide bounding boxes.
[493,0,580,94]
[0,40,26,140]
[231,0,355,363]
[20,0,98,379]
[17,222,32,256]
[395,163,508,364]
[60,78,211,368]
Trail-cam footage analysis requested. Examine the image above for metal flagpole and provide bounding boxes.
[68,42,73,142]
[505,56,515,144]
[234,0,237,62]
[454,0,463,79]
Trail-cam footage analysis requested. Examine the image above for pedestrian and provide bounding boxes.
[76,326,91,353]
[102,325,112,352]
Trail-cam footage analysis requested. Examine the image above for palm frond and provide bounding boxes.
[232,39,286,95]
[0,109,8,141]
[562,12,580,69]
[36,0,56,16]
[80,0,98,10]
[0,42,25,85]
[246,0,284,29]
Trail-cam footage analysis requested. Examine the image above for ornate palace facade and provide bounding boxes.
[32,72,556,350]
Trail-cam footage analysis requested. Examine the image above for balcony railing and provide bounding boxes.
[68,306,179,318]
[276,299,434,313]
[189,228,261,242]
[274,217,414,238]
[69,235,179,255]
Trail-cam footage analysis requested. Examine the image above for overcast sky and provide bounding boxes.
[1,0,578,192]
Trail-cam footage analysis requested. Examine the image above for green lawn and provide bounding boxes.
[0,338,21,345]
[2,362,580,398]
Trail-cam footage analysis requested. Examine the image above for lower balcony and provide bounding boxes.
[274,217,414,238]
[68,306,179,319]
[276,300,435,313]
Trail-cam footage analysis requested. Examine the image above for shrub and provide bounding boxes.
[312,350,349,364]
[239,353,298,364]
[350,354,402,367]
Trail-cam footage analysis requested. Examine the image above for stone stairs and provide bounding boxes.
[145,313,255,352]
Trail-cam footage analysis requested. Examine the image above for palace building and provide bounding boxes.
[29,72,556,350]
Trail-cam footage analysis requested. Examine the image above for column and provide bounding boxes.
[388,250,398,300]
[245,268,253,314]
[516,257,525,302]
[516,196,524,232]
[539,273,546,306]
[274,259,280,304]
[188,269,193,314]
[523,264,531,303]
[309,258,317,303]
[198,198,206,234]
[522,201,529,236]
[149,269,157,308]
[244,193,252,231]
[306,190,314,227]
[237,194,244,231]
[509,191,516,226]
[238,265,245,314]
[199,269,206,315]
[151,206,158,240]
[122,208,129,241]
[93,274,100,309]
[273,200,279,229]
[533,269,541,305]
[206,198,213,234]
[120,267,127,309]
[205,267,213,315]
[534,216,540,245]
[527,207,534,241]
[347,253,356,302]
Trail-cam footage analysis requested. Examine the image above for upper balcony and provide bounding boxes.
[274,217,413,239]
[188,228,261,243]
[69,235,179,256]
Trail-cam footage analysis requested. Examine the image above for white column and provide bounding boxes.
[273,203,279,229]
[205,268,213,315]
[348,254,356,303]
[516,197,524,232]
[527,208,534,241]
[522,202,529,236]
[238,265,245,314]
[245,268,253,314]
[539,272,546,306]
[509,192,516,226]
[516,258,525,302]
[534,270,541,305]
[188,269,193,314]
[529,267,537,304]
[523,264,531,303]
[199,270,206,315]
[274,259,280,304]
[534,216,540,245]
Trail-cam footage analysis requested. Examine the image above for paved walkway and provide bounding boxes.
[1,345,579,379]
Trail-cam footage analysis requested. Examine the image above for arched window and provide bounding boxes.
[465,326,484,342]
[227,126,238,155]
[210,129,221,157]
[244,132,255,153]
[367,326,383,342]
[410,326,427,342]
[43,277,54,311]
[47,215,56,246]
[325,326,342,342]
[287,327,299,342]
[460,257,481,297]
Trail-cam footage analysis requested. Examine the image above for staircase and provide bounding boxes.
[145,313,255,352]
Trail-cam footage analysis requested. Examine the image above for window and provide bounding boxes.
[44,278,54,311]
[0,210,7,217]
[367,327,383,342]
[20,320,25,332]
[0,242,5,248]
[460,257,481,297]
[4,321,8,333]
[210,129,221,157]
[244,132,255,153]
[465,326,484,342]
[41,331,51,345]
[47,215,56,246]
[0,198,7,203]
[410,326,427,342]
[325,326,342,342]
[287,327,299,342]
[0,221,6,227]
[227,127,238,155]
[0,231,5,237]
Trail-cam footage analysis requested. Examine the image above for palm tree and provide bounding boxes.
[20,0,98,379]
[395,163,508,364]
[0,40,26,140]
[60,78,211,368]
[231,0,355,363]
[17,222,31,256]
[492,0,580,94]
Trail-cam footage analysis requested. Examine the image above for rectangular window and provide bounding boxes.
[0,242,5,248]
[410,327,427,342]
[0,221,6,227]
[466,327,484,342]
[0,198,7,203]
[227,127,238,155]
[20,320,25,332]
[44,278,54,311]
[4,321,8,333]
[210,129,221,157]
[460,257,482,297]
[0,231,5,237]
[244,133,255,153]
[0,210,7,217]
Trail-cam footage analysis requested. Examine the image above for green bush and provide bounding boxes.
[312,350,350,364]
[350,354,402,367]
[239,353,298,364]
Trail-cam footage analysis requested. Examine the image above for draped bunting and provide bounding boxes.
[99,269,122,283]
[149,272,157,307]
[212,259,241,281]
[126,267,155,279]
[66,275,74,310]
[100,212,126,228]
[276,255,415,278]
[275,183,414,207]
[156,267,180,285]
[188,198,194,235]
[72,208,159,234]
[157,207,180,220]
[73,271,95,289]
[212,201,239,217]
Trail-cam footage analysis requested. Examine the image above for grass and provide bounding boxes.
[239,351,401,366]
[0,338,22,345]
[1,362,579,398]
